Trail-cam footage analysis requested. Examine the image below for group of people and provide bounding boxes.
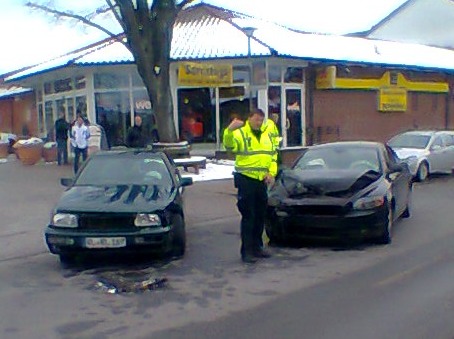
[54,110,91,174]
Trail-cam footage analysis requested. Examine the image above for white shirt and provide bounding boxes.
[71,124,90,149]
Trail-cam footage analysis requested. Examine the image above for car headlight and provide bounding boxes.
[353,196,385,210]
[134,213,161,227]
[52,213,78,228]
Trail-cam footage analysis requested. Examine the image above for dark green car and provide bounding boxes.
[45,149,193,265]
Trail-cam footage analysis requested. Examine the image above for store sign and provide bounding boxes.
[178,62,233,87]
[378,87,407,112]
[135,100,152,110]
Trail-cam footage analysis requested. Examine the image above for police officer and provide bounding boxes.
[223,109,279,263]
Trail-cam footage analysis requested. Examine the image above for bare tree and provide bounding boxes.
[27,0,195,142]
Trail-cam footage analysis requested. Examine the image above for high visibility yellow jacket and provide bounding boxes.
[223,121,278,180]
[263,118,282,149]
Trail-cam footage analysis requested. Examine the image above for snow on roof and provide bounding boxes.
[0,87,32,99]
[5,4,454,82]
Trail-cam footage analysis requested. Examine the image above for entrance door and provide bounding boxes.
[285,88,302,147]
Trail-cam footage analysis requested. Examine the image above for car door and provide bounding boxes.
[440,133,454,171]
[428,134,447,173]
[384,145,410,217]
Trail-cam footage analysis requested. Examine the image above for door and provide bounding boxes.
[285,88,302,147]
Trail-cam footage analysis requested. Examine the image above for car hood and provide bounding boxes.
[393,148,427,159]
[55,185,176,213]
[269,169,381,202]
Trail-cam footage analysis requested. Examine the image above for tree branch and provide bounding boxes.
[26,2,125,46]
[178,0,196,10]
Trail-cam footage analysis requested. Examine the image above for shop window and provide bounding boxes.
[38,104,44,136]
[37,89,43,102]
[268,65,281,83]
[76,96,87,116]
[233,65,250,83]
[45,101,54,140]
[252,61,267,86]
[95,92,131,146]
[284,67,303,83]
[94,73,129,89]
[132,71,146,87]
[44,82,53,95]
[132,90,158,143]
[75,76,86,90]
[54,78,73,93]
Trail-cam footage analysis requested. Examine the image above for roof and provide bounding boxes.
[364,0,454,49]
[5,3,454,82]
[0,86,32,99]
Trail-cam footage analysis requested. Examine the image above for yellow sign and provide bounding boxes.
[378,87,407,112]
[316,68,448,93]
[178,62,232,87]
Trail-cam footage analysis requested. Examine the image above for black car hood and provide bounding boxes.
[55,185,176,213]
[270,169,381,202]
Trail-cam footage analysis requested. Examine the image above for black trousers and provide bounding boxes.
[235,173,268,257]
[73,147,88,174]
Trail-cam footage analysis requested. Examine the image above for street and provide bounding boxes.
[0,157,453,339]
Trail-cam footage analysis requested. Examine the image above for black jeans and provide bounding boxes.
[73,147,88,174]
[235,173,268,257]
[56,139,68,165]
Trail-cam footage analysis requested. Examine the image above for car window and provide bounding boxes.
[431,136,443,149]
[388,133,431,149]
[441,134,454,147]
[294,146,381,172]
[75,155,172,187]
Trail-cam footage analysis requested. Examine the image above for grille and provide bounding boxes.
[78,213,135,230]
[289,204,349,216]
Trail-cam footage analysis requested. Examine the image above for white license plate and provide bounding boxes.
[85,237,126,249]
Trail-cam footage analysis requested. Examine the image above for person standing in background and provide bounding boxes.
[71,114,90,174]
[54,109,70,166]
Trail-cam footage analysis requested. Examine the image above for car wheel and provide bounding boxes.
[416,162,429,182]
[170,214,186,258]
[376,205,393,245]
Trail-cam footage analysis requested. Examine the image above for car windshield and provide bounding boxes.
[388,133,431,149]
[294,146,381,172]
[75,154,173,187]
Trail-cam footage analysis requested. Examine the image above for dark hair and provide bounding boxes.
[249,108,265,118]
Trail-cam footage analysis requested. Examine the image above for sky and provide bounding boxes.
[0,0,407,75]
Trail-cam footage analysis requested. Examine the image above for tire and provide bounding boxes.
[376,205,393,245]
[416,162,429,182]
[170,214,186,258]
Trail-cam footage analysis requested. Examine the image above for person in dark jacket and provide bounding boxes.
[126,116,147,148]
[54,109,70,165]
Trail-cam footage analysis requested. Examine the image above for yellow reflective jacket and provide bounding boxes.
[263,118,282,149]
[223,121,278,180]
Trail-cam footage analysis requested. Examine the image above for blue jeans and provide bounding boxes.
[73,147,88,174]
[56,140,68,165]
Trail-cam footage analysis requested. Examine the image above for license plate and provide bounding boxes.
[85,237,126,249]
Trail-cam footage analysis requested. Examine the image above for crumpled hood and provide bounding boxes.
[393,148,427,160]
[55,185,175,213]
[270,169,380,200]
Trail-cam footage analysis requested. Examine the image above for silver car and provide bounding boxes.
[387,130,454,181]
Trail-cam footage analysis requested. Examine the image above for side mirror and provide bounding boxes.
[431,144,442,151]
[180,176,193,187]
[60,178,74,187]
[388,163,404,173]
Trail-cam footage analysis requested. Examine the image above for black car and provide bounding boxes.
[44,149,193,264]
[266,141,413,245]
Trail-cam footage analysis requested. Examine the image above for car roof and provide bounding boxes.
[310,141,383,150]
[395,130,454,137]
[91,149,167,158]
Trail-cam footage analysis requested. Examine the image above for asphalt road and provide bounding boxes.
[0,156,453,339]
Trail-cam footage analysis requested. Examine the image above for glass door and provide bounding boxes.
[285,88,302,147]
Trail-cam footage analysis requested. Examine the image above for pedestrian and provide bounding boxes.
[54,109,70,165]
[70,114,90,174]
[126,116,147,148]
[223,108,278,263]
